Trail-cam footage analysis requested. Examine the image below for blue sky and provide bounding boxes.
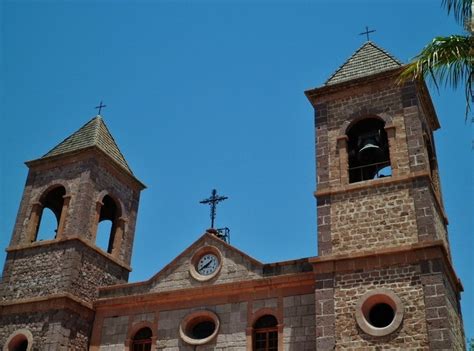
[1,0,472,340]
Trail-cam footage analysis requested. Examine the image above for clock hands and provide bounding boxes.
[199,259,213,271]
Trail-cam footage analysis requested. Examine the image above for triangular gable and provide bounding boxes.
[147,232,264,293]
[325,41,402,85]
[41,116,133,174]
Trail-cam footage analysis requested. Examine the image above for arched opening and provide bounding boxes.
[33,186,66,241]
[96,195,120,254]
[253,315,278,351]
[131,327,152,351]
[347,118,391,183]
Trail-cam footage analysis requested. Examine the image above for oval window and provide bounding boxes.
[179,310,220,345]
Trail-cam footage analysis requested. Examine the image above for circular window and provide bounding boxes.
[355,289,404,337]
[189,246,223,282]
[179,310,220,345]
[4,329,33,351]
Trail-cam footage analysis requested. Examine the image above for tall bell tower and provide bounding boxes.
[306,42,465,350]
[0,116,145,349]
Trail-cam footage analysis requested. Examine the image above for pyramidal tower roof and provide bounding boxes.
[325,41,402,85]
[41,115,133,174]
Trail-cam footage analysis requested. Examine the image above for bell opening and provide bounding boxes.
[347,118,391,183]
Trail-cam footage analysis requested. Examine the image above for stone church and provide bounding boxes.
[0,41,466,350]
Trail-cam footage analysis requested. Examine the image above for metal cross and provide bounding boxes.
[359,26,376,41]
[200,189,228,228]
[95,100,107,115]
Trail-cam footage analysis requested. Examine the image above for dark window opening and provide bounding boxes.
[368,303,395,328]
[8,336,28,351]
[96,195,119,254]
[253,315,278,351]
[132,327,152,351]
[34,186,66,241]
[347,118,391,183]
[191,321,216,339]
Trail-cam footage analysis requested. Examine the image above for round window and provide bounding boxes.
[179,310,220,345]
[355,289,404,337]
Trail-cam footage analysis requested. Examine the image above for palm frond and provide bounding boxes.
[399,35,473,117]
[442,0,472,27]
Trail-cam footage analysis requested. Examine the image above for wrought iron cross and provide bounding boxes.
[95,100,107,115]
[359,26,376,41]
[200,189,228,228]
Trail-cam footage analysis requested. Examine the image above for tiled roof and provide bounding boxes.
[325,41,402,85]
[42,115,133,174]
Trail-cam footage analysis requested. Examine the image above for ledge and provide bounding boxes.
[314,170,448,224]
[0,293,95,319]
[6,236,132,272]
[309,240,463,292]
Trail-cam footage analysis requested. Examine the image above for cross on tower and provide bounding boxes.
[95,100,107,115]
[200,189,228,229]
[359,26,376,41]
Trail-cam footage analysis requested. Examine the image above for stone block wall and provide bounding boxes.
[95,293,316,351]
[333,264,429,350]
[323,182,418,255]
[0,240,128,303]
[149,237,263,294]
[420,259,465,350]
[282,294,316,350]
[0,308,92,350]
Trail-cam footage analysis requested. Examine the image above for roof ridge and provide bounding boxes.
[40,115,133,175]
[325,41,371,85]
[96,116,133,173]
[324,41,402,86]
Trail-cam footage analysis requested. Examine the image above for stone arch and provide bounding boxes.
[93,190,127,258]
[28,183,71,242]
[3,329,33,351]
[249,309,282,351]
[339,113,394,138]
[125,321,156,350]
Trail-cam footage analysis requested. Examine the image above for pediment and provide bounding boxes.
[147,232,264,293]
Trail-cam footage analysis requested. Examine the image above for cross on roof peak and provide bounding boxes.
[95,100,107,115]
[200,189,228,229]
[359,26,376,41]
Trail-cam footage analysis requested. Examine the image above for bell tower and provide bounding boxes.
[0,116,145,349]
[307,42,465,349]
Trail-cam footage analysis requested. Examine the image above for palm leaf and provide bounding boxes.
[441,0,472,27]
[399,35,473,117]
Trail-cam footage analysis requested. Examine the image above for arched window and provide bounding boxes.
[131,327,152,351]
[253,315,278,351]
[96,195,120,254]
[347,118,391,183]
[33,186,66,241]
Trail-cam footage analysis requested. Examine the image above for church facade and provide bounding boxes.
[0,42,466,350]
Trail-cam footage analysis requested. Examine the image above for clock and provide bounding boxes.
[189,246,223,281]
[197,253,219,276]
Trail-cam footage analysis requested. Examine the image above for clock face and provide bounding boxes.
[196,253,219,276]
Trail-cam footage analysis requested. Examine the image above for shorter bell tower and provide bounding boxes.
[0,115,145,349]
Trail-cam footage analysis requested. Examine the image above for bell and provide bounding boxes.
[357,133,383,164]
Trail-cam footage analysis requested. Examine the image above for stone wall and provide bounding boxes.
[0,308,92,350]
[328,182,418,255]
[95,293,316,351]
[333,263,429,350]
[149,237,263,294]
[0,240,128,303]
[283,294,316,350]
[421,259,466,350]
